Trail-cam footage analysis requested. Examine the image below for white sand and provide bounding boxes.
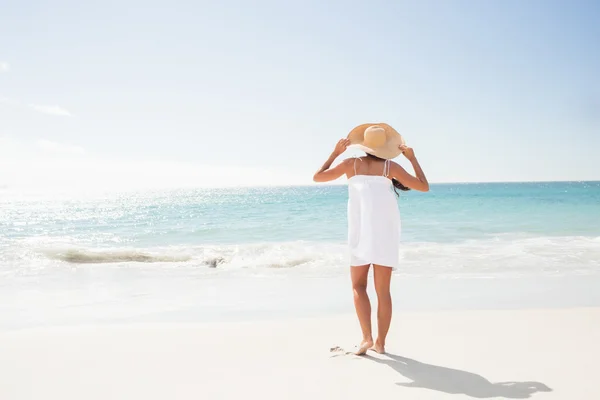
[1,308,599,399]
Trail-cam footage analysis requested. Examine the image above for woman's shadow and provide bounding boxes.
[365,353,552,399]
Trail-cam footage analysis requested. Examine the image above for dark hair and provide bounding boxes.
[365,153,411,196]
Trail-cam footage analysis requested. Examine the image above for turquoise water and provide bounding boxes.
[3,181,599,246]
[1,181,600,329]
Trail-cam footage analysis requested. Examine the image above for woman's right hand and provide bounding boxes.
[399,145,416,161]
[333,138,351,156]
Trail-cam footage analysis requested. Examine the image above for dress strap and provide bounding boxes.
[382,159,390,177]
[353,157,362,175]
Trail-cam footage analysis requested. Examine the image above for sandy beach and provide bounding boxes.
[1,307,598,400]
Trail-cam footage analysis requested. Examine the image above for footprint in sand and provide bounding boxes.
[329,346,356,357]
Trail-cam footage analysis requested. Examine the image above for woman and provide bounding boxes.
[313,123,429,355]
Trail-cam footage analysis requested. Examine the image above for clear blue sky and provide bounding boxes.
[1,0,599,189]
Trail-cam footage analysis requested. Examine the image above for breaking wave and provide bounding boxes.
[47,249,192,264]
[4,235,599,278]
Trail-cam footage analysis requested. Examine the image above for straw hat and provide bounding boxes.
[347,123,405,159]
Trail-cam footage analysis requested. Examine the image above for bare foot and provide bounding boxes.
[370,342,385,354]
[354,339,373,355]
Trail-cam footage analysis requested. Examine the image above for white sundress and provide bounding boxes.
[347,159,401,268]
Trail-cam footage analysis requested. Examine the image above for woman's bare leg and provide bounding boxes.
[372,265,393,354]
[350,264,372,354]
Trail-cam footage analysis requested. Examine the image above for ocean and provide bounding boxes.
[2,181,600,329]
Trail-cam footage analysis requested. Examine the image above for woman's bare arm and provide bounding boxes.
[313,139,351,182]
[390,146,429,192]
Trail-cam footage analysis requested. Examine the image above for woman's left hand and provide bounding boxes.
[399,145,416,161]
[333,138,351,156]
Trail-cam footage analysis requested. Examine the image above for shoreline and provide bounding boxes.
[3,273,600,332]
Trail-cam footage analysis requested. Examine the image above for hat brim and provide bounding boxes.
[347,123,405,160]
